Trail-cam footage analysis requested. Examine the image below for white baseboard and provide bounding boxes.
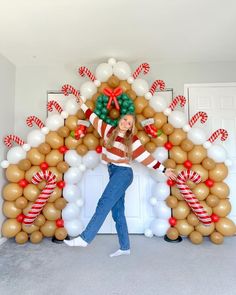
[0,237,7,246]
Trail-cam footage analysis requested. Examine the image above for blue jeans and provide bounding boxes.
[80,163,133,250]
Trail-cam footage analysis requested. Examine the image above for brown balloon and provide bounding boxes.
[83,134,99,150]
[65,136,82,150]
[37,180,46,190]
[180,139,194,152]
[2,219,21,238]
[166,195,178,208]
[215,217,236,236]
[126,90,137,100]
[143,106,155,118]
[85,100,95,111]
[55,227,67,240]
[188,146,207,164]
[206,194,220,207]
[191,165,208,182]
[58,126,70,138]
[189,231,203,244]
[3,183,23,201]
[57,161,69,173]
[42,203,61,221]
[166,227,179,240]
[34,214,46,227]
[195,222,215,236]
[171,185,184,200]
[48,187,62,202]
[145,142,156,153]
[173,201,190,219]
[175,220,194,236]
[153,112,167,129]
[76,144,88,156]
[45,150,63,166]
[199,201,212,215]
[135,114,146,130]
[192,183,209,201]
[107,75,120,88]
[3,201,22,218]
[210,231,224,244]
[46,131,64,149]
[23,201,33,215]
[98,82,109,93]
[170,147,187,164]
[210,182,229,199]
[213,199,231,217]
[187,213,200,226]
[48,167,62,180]
[27,148,45,166]
[119,81,131,92]
[162,123,174,135]
[15,231,28,244]
[6,165,25,182]
[151,133,167,147]
[25,166,41,182]
[22,223,39,234]
[93,129,101,139]
[209,163,228,182]
[30,231,43,243]
[15,197,28,209]
[91,93,100,102]
[38,143,52,155]
[163,159,176,169]
[202,157,216,170]
[18,159,32,171]
[40,221,57,237]
[174,164,185,176]
[137,131,150,145]
[76,109,86,120]
[65,115,78,131]
[134,97,148,114]
[24,184,40,202]
[54,197,67,210]
[169,129,186,146]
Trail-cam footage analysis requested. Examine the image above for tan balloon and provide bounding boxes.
[30,231,43,244]
[57,161,69,173]
[27,148,45,166]
[54,198,67,210]
[151,133,167,147]
[76,144,88,156]
[107,75,120,88]
[15,231,28,244]
[188,146,207,164]
[153,112,167,129]
[2,219,21,238]
[76,109,86,120]
[24,184,40,202]
[143,106,155,118]
[209,163,228,182]
[192,183,209,201]
[83,133,99,150]
[125,89,136,100]
[206,195,220,207]
[85,100,95,111]
[137,131,150,145]
[48,167,62,180]
[109,108,120,120]
[18,159,32,171]
[135,114,146,130]
[163,159,176,169]
[55,227,67,240]
[42,203,61,221]
[166,227,179,240]
[65,115,78,131]
[199,201,212,215]
[86,124,94,133]
[210,182,229,199]
[65,136,82,150]
[91,92,100,102]
[195,222,215,236]
[215,217,236,236]
[173,201,190,219]
[22,223,39,234]
[171,185,184,200]
[45,150,63,166]
[46,131,64,149]
[22,201,33,215]
[174,165,185,176]
[169,129,186,146]
[40,221,57,237]
[134,97,148,114]
[93,129,101,138]
[186,180,196,190]
[3,201,22,218]
[3,183,23,201]
[191,165,208,182]
[145,142,156,153]
[210,231,224,244]
[189,231,203,244]
[38,143,51,155]
[187,213,200,226]
[15,197,28,209]
[202,157,216,170]
[48,187,62,202]
[34,214,46,227]
[162,123,174,135]
[213,199,231,217]
[119,80,131,92]
[166,195,178,208]
[6,165,25,182]
[37,180,46,190]
[58,126,70,138]
[180,139,194,152]
[25,166,41,182]
[175,220,194,236]
[98,82,109,93]
[170,147,187,164]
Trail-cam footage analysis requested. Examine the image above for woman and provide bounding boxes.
[64,98,176,257]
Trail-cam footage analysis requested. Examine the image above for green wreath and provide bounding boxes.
[94,93,135,127]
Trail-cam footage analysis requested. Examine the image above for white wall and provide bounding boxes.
[0,54,15,237]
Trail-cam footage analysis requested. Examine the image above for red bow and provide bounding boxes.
[103,87,122,110]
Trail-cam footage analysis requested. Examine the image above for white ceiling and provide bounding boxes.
[0,0,236,66]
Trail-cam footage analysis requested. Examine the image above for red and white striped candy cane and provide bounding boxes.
[132,63,150,79]
[176,170,212,225]
[61,84,80,99]
[26,116,45,128]
[23,170,57,225]
[47,100,63,113]
[168,95,186,111]
[207,129,228,143]
[189,112,208,127]
[78,66,96,81]
[149,80,165,94]
[4,135,25,148]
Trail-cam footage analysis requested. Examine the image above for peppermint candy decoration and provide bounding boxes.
[26,116,45,129]
[47,100,63,113]
[189,112,208,127]
[78,66,96,81]
[61,84,80,101]
[149,80,165,95]
[169,95,186,111]
[4,135,25,148]
[208,129,228,143]
[132,63,150,79]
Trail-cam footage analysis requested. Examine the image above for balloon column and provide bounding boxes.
[1,58,235,245]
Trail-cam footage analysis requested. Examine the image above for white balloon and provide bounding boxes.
[82,151,100,169]
[149,169,167,182]
[1,160,9,168]
[76,198,84,207]
[7,146,26,164]
[168,110,187,128]
[153,201,171,219]
[149,95,168,112]
[150,218,170,237]
[108,57,116,66]
[64,219,83,237]
[65,150,82,167]
[113,61,131,80]
[144,228,153,238]
[64,167,83,184]
[27,130,45,147]
[149,197,158,206]
[80,81,97,99]
[63,184,81,203]
[152,147,168,163]
[152,182,170,201]
[95,63,113,82]
[65,98,80,115]
[131,79,149,96]
[45,114,64,131]
[187,127,207,145]
[62,203,80,221]
[207,144,227,163]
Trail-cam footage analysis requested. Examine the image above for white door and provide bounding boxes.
[184,83,236,224]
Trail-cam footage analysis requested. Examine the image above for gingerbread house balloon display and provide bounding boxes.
[1,58,235,245]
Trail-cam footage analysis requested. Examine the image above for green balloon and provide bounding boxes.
[97,96,103,103]
[122,101,129,108]
[118,99,123,106]
[94,109,101,116]
[122,94,129,100]
[102,95,109,103]
[100,114,106,120]
[96,102,103,110]
[128,106,135,113]
[121,108,127,114]
[101,107,108,115]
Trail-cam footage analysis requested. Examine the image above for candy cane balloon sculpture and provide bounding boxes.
[45,101,67,131]
[145,80,166,100]
[78,66,96,82]
[61,84,81,102]
[164,96,187,128]
[183,112,208,144]
[132,63,150,79]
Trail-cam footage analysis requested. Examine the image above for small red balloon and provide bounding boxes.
[169,217,177,226]
[205,178,214,187]
[40,162,49,171]
[164,141,173,150]
[16,213,25,223]
[96,145,103,154]
[56,218,64,228]
[211,213,219,223]
[184,160,192,169]
[167,179,176,186]
[57,180,66,189]
[58,145,68,154]
[18,179,29,188]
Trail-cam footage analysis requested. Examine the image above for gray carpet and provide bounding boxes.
[0,234,236,295]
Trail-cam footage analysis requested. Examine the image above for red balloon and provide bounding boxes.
[169,217,177,226]
[211,213,220,223]
[205,178,214,187]
[56,218,64,228]
[184,160,192,169]
[18,178,29,188]
[164,141,173,150]
[96,145,103,154]
[40,162,49,171]
[16,213,25,223]
[58,145,68,154]
[57,180,66,189]
[167,179,176,187]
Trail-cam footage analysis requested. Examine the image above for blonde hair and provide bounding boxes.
[104,113,136,160]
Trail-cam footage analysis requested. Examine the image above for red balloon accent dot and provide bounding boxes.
[57,180,66,189]
[16,213,25,223]
[40,162,49,171]
[56,218,64,228]
[18,179,29,188]
[59,145,68,154]
[211,213,219,223]
[204,178,214,187]
[96,145,102,154]
[169,217,177,226]
[167,179,176,186]
[184,160,192,169]
[164,141,173,150]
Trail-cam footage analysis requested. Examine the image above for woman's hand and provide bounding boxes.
[164,168,176,181]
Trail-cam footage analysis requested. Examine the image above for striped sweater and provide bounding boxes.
[80,103,165,172]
